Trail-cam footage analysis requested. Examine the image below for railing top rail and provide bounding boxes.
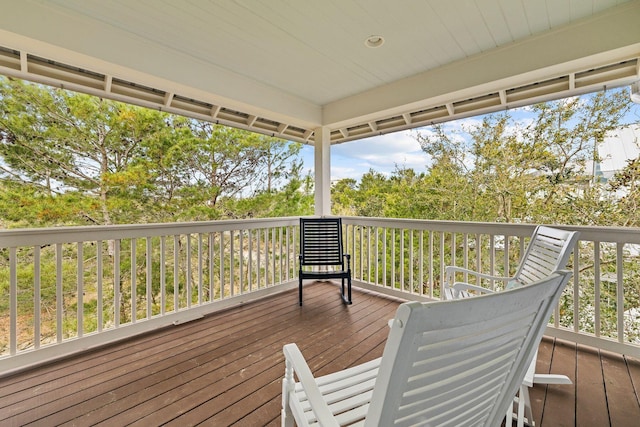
[4,215,640,248]
[339,217,640,244]
[0,216,301,247]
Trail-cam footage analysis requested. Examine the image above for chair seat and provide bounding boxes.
[299,269,350,280]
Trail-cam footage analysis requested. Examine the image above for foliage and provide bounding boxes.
[0,76,311,226]
[332,90,639,226]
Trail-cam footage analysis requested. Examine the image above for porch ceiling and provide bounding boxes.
[0,0,639,144]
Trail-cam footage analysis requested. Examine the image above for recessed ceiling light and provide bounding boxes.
[365,35,385,48]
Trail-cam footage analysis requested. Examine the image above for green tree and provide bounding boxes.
[0,77,170,225]
[0,77,307,225]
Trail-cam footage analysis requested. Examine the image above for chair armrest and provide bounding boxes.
[445,265,511,285]
[283,343,339,427]
[343,253,351,270]
[452,282,496,295]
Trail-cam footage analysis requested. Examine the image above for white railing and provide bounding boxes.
[342,217,640,358]
[0,217,300,375]
[3,216,640,375]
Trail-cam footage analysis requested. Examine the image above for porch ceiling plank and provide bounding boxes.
[475,0,514,46]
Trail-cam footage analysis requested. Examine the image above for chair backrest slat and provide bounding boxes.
[300,218,344,266]
[365,271,572,427]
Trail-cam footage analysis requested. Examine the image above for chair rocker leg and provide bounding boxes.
[340,277,352,304]
[298,277,303,306]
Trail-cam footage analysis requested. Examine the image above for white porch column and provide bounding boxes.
[314,126,331,216]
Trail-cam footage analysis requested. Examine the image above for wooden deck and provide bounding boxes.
[1,282,640,426]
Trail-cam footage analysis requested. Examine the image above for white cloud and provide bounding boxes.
[300,130,432,181]
[330,131,430,179]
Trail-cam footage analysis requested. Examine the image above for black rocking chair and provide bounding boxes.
[298,217,352,306]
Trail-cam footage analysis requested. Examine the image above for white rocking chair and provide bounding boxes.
[443,225,578,300]
[444,225,579,426]
[281,270,573,427]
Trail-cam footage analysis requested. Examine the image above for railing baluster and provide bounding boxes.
[279,227,283,285]
[503,234,510,277]
[208,233,216,301]
[462,233,468,276]
[34,246,41,349]
[617,243,624,343]
[594,242,601,337]
[264,229,269,287]
[475,233,481,285]
[400,229,405,292]
[419,230,424,296]
[97,240,104,331]
[77,242,84,337]
[186,234,192,308]
[271,228,276,286]
[409,230,414,293]
[366,227,371,283]
[147,237,153,318]
[489,235,496,290]
[220,232,225,298]
[391,229,396,289]
[439,233,445,297]
[160,236,166,315]
[173,235,179,311]
[230,230,235,296]
[429,231,434,298]
[257,229,261,289]
[383,228,387,288]
[198,233,203,304]
[248,229,253,292]
[9,247,17,355]
[131,238,136,323]
[375,227,379,286]
[238,230,245,294]
[114,240,121,327]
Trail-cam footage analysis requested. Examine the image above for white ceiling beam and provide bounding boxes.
[499,90,507,106]
[446,103,455,116]
[164,92,174,107]
[104,74,112,92]
[210,105,221,119]
[19,51,27,72]
[277,123,288,134]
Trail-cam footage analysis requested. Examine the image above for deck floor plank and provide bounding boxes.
[575,344,608,427]
[1,282,639,427]
[601,351,640,427]
[539,339,577,426]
